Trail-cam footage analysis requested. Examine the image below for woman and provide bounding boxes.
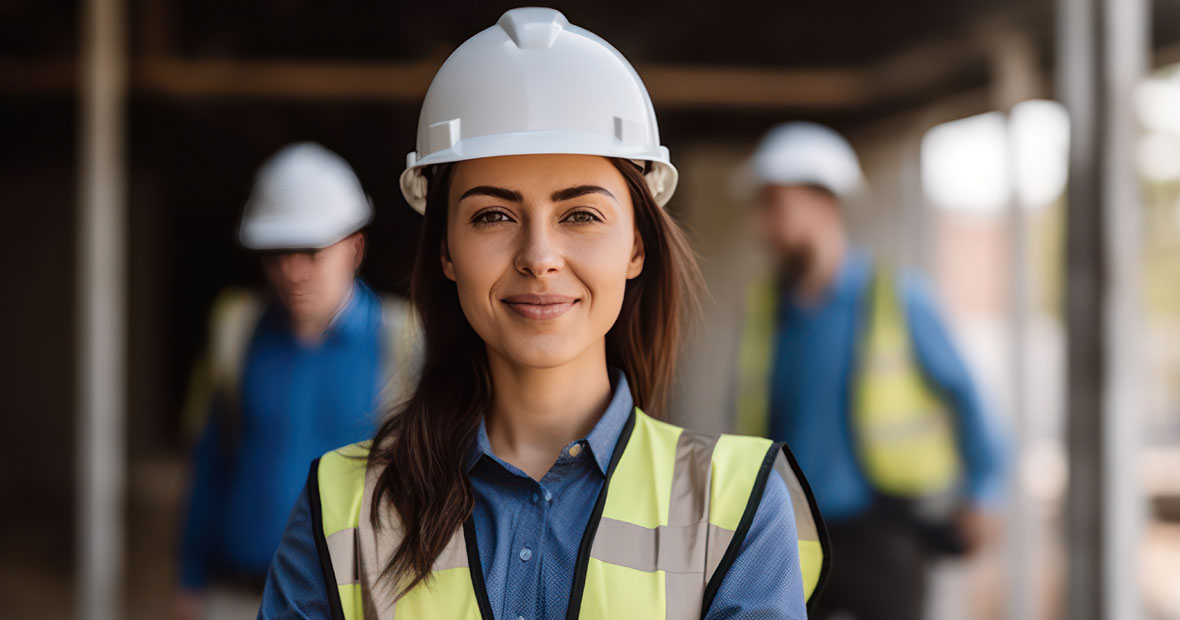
[259,8,827,619]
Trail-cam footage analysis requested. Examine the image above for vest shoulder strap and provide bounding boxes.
[588,410,828,618]
[735,274,779,436]
[857,265,962,499]
[208,288,265,398]
[703,430,829,612]
[377,295,421,409]
[181,288,264,439]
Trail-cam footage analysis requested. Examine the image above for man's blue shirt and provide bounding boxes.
[180,280,386,588]
[768,250,1005,522]
[260,372,809,618]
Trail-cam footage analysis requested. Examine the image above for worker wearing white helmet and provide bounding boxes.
[174,143,416,620]
[734,123,1005,620]
[260,8,826,620]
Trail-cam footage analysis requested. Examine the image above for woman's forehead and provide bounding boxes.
[450,154,627,197]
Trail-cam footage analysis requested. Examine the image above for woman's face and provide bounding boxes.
[443,154,645,370]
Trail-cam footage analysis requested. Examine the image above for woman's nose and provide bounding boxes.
[514,221,563,278]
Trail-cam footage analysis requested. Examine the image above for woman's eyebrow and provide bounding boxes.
[459,186,523,202]
[551,185,616,202]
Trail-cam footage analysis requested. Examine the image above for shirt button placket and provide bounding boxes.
[509,481,544,620]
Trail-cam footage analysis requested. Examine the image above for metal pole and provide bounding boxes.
[77,0,126,615]
[1058,0,1147,617]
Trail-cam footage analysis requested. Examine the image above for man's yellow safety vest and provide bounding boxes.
[309,408,828,619]
[736,268,961,498]
[182,288,419,440]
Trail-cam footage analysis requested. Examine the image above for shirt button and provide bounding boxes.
[519,547,532,562]
[544,490,553,502]
[517,616,526,620]
[568,443,583,457]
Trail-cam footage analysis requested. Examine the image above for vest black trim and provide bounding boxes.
[308,457,347,620]
[775,442,833,613]
[462,517,496,619]
[563,407,638,620]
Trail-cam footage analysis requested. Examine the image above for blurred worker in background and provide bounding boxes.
[734,122,1005,620]
[172,143,417,620]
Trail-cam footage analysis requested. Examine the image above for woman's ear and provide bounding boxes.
[441,237,457,281]
[627,227,645,280]
[351,233,366,271]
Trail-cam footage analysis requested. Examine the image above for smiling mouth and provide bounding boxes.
[501,294,580,320]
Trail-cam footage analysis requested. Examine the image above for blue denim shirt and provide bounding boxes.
[260,372,807,618]
[768,250,1006,521]
[180,280,385,588]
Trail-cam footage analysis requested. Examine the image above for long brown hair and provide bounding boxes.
[367,157,702,593]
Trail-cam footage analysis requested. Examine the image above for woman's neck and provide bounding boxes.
[484,342,613,481]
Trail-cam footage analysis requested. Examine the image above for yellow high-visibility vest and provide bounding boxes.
[310,408,828,619]
[736,268,961,498]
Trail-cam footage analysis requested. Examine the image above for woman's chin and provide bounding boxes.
[488,336,598,371]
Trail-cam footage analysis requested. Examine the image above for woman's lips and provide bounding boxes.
[501,294,579,320]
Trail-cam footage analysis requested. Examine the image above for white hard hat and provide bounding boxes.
[740,122,864,200]
[399,7,677,213]
[239,142,373,250]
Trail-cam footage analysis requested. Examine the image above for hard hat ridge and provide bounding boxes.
[498,6,568,49]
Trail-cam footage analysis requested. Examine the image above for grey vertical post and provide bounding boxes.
[990,30,1039,620]
[1058,0,1147,618]
[77,0,126,616]
[1099,0,1146,618]
[1058,0,1104,615]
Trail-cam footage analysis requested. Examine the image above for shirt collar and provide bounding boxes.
[282,279,373,342]
[465,369,634,475]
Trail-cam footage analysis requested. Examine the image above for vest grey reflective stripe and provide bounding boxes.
[588,429,720,619]
[326,528,360,586]
[589,519,708,573]
[861,413,953,441]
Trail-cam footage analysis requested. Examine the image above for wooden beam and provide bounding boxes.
[127,57,868,107]
[132,56,442,100]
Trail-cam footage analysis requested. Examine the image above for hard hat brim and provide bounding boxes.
[399,130,678,213]
[238,212,372,251]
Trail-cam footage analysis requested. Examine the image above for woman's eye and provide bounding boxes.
[473,210,513,224]
[563,210,602,224]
